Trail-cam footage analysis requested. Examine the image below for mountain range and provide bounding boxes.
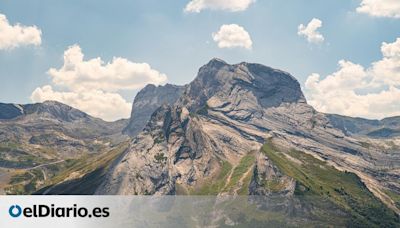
[0,59,399,226]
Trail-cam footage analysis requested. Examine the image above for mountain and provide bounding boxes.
[123,84,185,136]
[327,114,400,138]
[6,59,398,225]
[0,100,129,194]
[92,59,399,225]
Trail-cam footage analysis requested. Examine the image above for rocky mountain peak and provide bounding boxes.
[179,59,306,112]
[204,58,228,69]
[22,100,89,122]
[0,100,90,122]
[123,83,186,136]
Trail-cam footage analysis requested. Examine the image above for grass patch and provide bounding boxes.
[223,154,255,193]
[36,141,130,194]
[262,178,288,193]
[5,141,130,195]
[192,154,256,195]
[237,168,254,195]
[6,169,45,194]
[384,189,400,209]
[190,160,232,195]
[261,141,399,227]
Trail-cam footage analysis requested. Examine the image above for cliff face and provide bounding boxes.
[96,59,400,215]
[123,84,185,137]
[177,58,305,112]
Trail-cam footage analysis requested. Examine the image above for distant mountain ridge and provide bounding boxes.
[0,101,89,122]
[327,114,400,138]
[0,100,128,194]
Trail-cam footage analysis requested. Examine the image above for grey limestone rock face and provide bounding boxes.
[123,84,185,137]
[178,58,305,112]
[96,104,241,195]
[249,152,295,196]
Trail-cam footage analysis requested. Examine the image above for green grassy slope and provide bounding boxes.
[34,141,130,195]
[3,141,130,195]
[261,141,399,227]
[189,154,255,195]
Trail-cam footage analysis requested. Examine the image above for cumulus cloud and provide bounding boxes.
[212,24,252,50]
[48,45,167,92]
[297,18,324,44]
[370,38,400,86]
[357,0,400,18]
[184,0,255,13]
[0,13,41,50]
[304,38,400,119]
[31,86,132,122]
[31,45,168,121]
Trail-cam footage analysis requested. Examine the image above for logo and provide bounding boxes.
[7,204,109,218]
[9,205,22,218]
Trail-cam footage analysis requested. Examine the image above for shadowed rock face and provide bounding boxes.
[0,103,24,120]
[123,84,185,137]
[96,59,400,215]
[249,151,295,196]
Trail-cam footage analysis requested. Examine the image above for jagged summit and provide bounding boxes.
[123,83,186,136]
[122,59,307,137]
[0,100,90,122]
[179,58,306,112]
[204,58,228,69]
[26,100,90,122]
[204,58,299,82]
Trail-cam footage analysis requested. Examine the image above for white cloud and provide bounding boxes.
[297,18,324,44]
[31,45,168,121]
[212,24,253,50]
[304,38,400,119]
[370,38,400,86]
[184,0,255,13]
[48,45,167,92]
[31,86,132,121]
[0,13,41,50]
[357,0,400,18]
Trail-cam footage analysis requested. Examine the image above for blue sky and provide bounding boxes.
[0,0,400,120]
